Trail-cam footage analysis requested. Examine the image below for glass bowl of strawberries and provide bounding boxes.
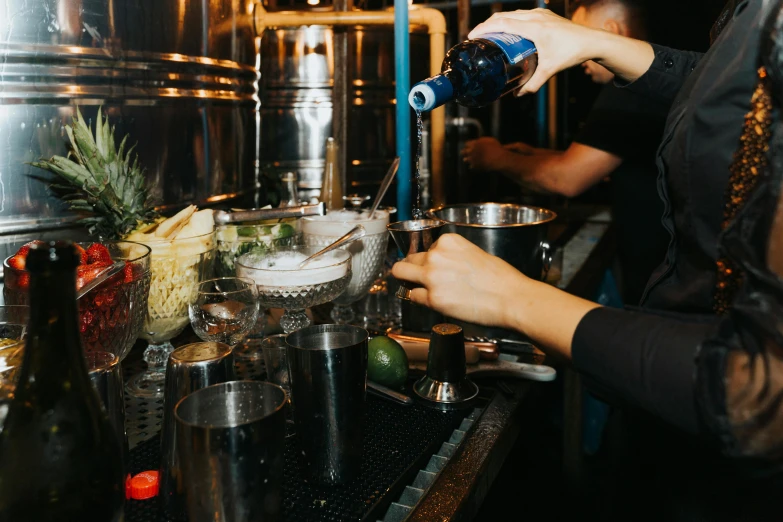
[3,241,152,362]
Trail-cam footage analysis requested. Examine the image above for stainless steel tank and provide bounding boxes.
[259,25,428,202]
[0,0,259,263]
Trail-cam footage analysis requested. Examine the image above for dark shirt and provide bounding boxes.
[632,1,761,314]
[570,1,783,519]
[574,85,669,305]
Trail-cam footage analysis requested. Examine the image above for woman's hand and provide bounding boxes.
[391,234,529,330]
[469,8,655,95]
[391,233,602,359]
[470,9,597,95]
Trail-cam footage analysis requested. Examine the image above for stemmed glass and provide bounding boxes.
[126,231,215,398]
[236,246,352,334]
[188,277,260,357]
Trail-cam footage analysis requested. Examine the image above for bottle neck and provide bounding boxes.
[21,267,84,382]
[408,74,455,112]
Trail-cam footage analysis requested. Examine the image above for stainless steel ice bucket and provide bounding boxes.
[425,203,557,340]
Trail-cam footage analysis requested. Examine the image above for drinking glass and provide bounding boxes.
[188,278,259,356]
[0,305,29,431]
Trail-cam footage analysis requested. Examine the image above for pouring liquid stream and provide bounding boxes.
[413,109,423,219]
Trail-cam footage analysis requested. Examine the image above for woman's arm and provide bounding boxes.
[469,9,703,102]
[468,9,656,94]
[390,233,600,360]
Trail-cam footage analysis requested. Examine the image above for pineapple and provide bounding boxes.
[30,107,160,239]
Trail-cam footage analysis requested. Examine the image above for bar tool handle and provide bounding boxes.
[367,381,413,406]
[214,202,326,225]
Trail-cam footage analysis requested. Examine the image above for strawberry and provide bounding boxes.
[74,244,89,265]
[76,264,108,290]
[6,255,25,271]
[15,240,44,259]
[123,262,134,283]
[86,243,112,266]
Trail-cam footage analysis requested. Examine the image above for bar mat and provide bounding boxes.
[125,392,470,522]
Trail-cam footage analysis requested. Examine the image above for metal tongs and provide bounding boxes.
[213,202,326,225]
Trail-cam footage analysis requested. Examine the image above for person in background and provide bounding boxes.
[394,0,783,520]
[462,0,669,306]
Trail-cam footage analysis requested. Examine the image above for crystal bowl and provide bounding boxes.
[3,241,151,361]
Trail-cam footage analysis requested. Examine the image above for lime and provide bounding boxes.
[368,336,409,390]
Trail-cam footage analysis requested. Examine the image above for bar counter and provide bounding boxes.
[121,208,615,521]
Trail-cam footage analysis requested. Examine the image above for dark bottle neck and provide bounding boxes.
[20,265,85,384]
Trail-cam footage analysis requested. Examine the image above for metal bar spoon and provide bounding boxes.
[368,157,400,219]
[297,224,366,269]
[76,261,126,300]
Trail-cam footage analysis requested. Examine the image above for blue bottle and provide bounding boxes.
[408,33,537,111]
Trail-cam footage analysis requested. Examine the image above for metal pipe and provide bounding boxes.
[395,0,412,220]
[535,0,547,147]
[547,74,558,148]
[253,4,447,212]
[333,0,352,194]
[490,2,503,139]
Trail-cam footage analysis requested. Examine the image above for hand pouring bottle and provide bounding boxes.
[409,33,538,111]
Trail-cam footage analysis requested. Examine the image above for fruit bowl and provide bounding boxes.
[215,219,300,277]
[3,241,151,362]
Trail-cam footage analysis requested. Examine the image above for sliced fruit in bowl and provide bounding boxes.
[3,241,151,362]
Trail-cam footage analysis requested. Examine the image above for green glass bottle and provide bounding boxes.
[0,241,124,521]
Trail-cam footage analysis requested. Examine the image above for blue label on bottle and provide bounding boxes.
[479,32,537,64]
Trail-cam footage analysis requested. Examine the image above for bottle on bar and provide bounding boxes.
[321,137,344,210]
[278,171,301,208]
[408,33,538,111]
[0,241,124,521]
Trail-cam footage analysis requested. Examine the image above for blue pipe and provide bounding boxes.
[394,0,412,221]
[536,0,547,147]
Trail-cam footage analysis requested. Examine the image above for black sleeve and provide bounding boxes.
[572,307,717,436]
[574,85,669,160]
[615,44,704,106]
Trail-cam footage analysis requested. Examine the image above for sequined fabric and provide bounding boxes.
[714,67,773,314]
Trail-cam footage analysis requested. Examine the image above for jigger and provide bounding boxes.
[413,323,479,410]
[387,219,445,300]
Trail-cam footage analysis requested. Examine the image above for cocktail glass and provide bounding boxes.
[236,246,351,334]
[188,277,260,356]
[302,209,390,324]
[126,231,216,398]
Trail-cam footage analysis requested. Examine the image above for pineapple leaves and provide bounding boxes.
[28,106,159,239]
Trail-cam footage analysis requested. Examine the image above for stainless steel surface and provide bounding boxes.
[286,324,368,485]
[0,0,258,262]
[259,26,429,201]
[369,157,401,219]
[426,203,556,340]
[410,357,557,382]
[213,202,326,225]
[367,380,414,406]
[413,324,478,410]
[86,350,128,467]
[387,219,445,300]
[75,261,125,300]
[159,342,235,519]
[298,224,365,268]
[175,380,287,522]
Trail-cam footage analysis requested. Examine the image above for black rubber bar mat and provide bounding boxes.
[125,391,470,522]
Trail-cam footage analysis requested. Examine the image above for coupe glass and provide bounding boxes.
[236,246,351,334]
[302,208,391,324]
[126,231,215,398]
[188,277,259,356]
[0,305,29,430]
